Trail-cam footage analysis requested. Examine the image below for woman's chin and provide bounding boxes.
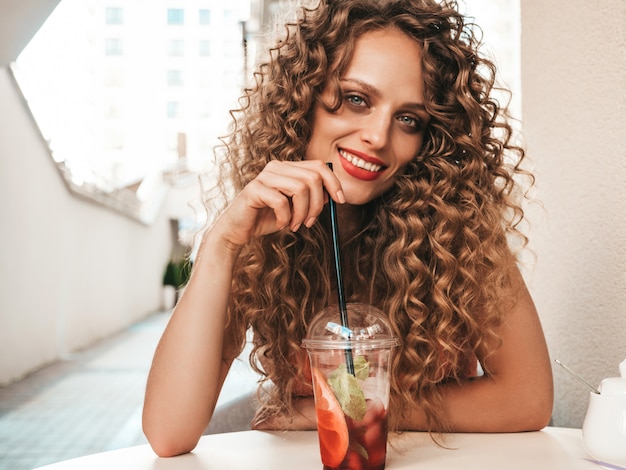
[341,189,380,206]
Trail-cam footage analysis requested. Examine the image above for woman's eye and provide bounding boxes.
[398,115,421,130]
[345,94,366,107]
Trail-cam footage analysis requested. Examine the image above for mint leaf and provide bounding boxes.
[353,441,369,461]
[352,355,370,380]
[331,355,370,380]
[327,355,369,421]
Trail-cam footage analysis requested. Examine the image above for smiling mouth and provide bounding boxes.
[339,149,385,173]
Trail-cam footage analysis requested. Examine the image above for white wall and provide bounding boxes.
[0,66,201,385]
[521,0,626,427]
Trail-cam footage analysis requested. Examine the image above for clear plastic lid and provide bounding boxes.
[302,303,399,350]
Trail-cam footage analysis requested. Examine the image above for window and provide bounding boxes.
[105,7,123,25]
[168,39,185,57]
[223,9,237,23]
[198,40,211,57]
[199,9,211,25]
[105,38,123,56]
[167,8,184,25]
[167,70,183,86]
[166,101,180,119]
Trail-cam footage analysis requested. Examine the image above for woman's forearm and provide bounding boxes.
[400,373,553,432]
[142,229,241,457]
[402,273,554,433]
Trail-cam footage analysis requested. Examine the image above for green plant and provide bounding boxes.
[163,259,192,288]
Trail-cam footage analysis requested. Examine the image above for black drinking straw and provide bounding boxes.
[326,162,355,376]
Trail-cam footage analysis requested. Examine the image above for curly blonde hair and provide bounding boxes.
[208,0,534,433]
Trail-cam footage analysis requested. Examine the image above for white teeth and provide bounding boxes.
[339,150,383,172]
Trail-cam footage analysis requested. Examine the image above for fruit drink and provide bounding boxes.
[323,399,388,470]
[302,304,398,470]
[312,363,389,470]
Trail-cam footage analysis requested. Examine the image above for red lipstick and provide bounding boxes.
[338,148,385,181]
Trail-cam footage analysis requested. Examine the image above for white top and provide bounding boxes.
[34,427,604,470]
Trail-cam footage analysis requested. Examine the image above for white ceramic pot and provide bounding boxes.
[582,360,626,467]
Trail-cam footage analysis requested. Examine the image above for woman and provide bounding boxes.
[143,0,554,457]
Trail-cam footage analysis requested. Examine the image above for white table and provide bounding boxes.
[34,427,610,469]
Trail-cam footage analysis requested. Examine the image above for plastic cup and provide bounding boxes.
[302,303,398,470]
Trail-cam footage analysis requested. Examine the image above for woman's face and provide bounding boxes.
[306,27,430,205]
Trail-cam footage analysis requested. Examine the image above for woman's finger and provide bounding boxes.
[260,160,344,229]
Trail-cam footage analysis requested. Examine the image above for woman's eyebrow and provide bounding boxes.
[340,78,427,111]
[340,78,381,97]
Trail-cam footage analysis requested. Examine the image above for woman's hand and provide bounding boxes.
[213,160,345,250]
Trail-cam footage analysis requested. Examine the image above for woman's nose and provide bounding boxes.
[359,112,391,149]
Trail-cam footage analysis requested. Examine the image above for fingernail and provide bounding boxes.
[291,223,301,232]
[305,217,317,228]
[336,190,346,204]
